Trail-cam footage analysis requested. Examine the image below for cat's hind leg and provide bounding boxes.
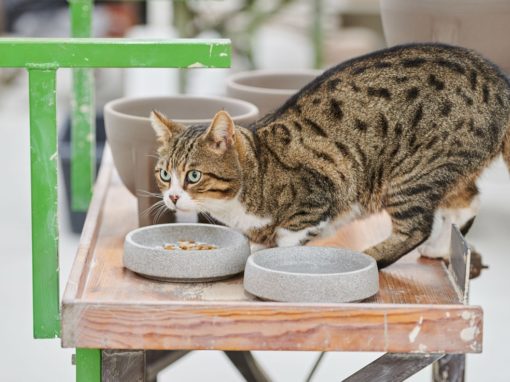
[364,204,435,268]
[367,175,479,268]
[418,181,480,259]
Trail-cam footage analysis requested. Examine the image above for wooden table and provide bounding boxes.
[62,150,483,381]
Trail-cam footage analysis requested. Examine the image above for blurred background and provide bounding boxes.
[0,0,509,381]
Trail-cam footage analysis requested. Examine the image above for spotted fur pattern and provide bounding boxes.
[152,43,510,268]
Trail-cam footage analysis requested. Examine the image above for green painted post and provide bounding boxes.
[70,0,95,211]
[69,5,100,380]
[312,0,324,69]
[28,68,60,338]
[76,348,101,382]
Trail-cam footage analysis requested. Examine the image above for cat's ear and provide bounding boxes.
[205,110,236,153]
[150,110,185,142]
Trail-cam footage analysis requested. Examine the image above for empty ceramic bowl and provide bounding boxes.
[124,223,251,282]
[226,69,322,116]
[104,95,259,226]
[243,246,379,303]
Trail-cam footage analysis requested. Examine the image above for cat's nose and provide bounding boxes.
[169,194,180,204]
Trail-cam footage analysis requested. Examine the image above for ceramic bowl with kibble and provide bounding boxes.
[243,246,379,303]
[124,223,250,282]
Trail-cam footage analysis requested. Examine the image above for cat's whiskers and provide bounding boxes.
[141,200,166,218]
[194,201,217,225]
[137,189,164,199]
[153,203,169,223]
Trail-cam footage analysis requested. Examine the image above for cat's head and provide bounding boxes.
[150,110,242,214]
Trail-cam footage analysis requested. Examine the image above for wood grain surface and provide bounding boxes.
[61,149,483,353]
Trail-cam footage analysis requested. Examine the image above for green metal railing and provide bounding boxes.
[0,37,231,339]
[0,2,231,379]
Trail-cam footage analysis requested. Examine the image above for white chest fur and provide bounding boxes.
[201,198,271,233]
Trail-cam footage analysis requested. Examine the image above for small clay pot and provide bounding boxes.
[226,69,322,116]
[104,96,259,227]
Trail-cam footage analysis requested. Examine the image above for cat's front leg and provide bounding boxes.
[246,225,277,251]
[276,222,329,247]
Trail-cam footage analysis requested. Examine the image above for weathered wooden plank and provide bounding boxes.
[62,147,113,303]
[102,350,145,382]
[61,302,482,352]
[343,353,444,382]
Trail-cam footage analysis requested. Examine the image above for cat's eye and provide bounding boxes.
[186,170,202,184]
[159,169,171,182]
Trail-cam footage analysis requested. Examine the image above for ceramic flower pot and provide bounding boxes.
[104,95,259,227]
[226,69,322,116]
[380,0,510,73]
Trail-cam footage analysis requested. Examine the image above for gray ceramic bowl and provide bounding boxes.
[244,246,379,303]
[124,223,251,282]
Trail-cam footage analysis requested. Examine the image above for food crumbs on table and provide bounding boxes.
[164,240,217,251]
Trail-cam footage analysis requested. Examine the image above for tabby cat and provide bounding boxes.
[150,43,510,268]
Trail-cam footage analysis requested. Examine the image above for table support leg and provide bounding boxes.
[432,354,465,382]
[101,350,145,382]
[343,353,444,382]
[225,351,271,382]
[145,350,190,382]
[76,348,101,382]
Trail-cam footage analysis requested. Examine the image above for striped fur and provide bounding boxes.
[153,43,510,268]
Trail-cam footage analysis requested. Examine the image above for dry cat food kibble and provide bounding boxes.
[164,240,217,251]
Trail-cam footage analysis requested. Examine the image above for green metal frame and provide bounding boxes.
[28,67,60,338]
[76,348,101,382]
[0,7,231,376]
[0,35,230,378]
[0,37,230,339]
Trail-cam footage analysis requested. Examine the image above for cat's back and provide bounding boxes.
[268,43,510,158]
[303,43,510,106]
[253,44,510,180]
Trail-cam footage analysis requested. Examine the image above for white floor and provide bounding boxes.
[1,28,510,382]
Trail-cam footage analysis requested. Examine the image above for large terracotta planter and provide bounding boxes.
[104,96,259,226]
[381,0,510,73]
